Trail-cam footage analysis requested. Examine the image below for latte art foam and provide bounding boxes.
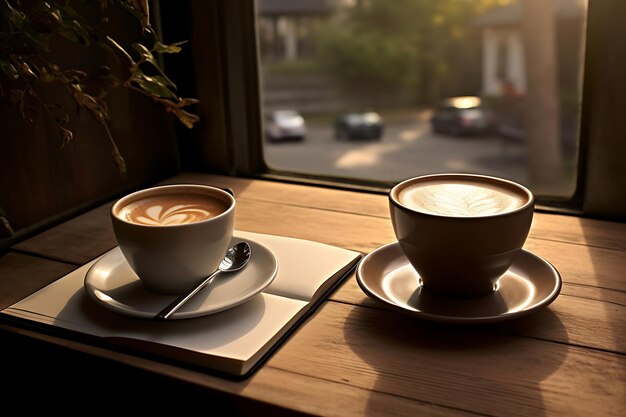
[118,193,229,226]
[131,204,211,225]
[398,181,526,217]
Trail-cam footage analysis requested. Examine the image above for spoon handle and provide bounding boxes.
[155,270,221,320]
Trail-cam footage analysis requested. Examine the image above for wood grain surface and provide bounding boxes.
[1,172,624,416]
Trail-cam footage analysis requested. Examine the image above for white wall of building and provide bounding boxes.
[482,27,527,97]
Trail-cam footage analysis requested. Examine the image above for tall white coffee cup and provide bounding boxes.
[111,184,236,294]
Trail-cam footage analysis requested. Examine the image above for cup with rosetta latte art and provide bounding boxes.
[111,184,235,294]
[389,173,534,298]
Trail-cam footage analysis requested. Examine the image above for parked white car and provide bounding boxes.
[265,110,307,142]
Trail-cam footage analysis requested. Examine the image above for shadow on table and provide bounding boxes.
[343,306,568,416]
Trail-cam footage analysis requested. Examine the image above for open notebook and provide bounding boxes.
[0,231,362,379]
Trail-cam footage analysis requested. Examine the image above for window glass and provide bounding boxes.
[256,0,588,197]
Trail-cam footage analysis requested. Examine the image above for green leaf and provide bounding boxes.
[131,72,176,99]
[69,85,108,124]
[67,19,90,46]
[0,0,199,178]
[50,10,62,24]
[151,66,176,90]
[171,107,200,129]
[57,124,73,147]
[132,42,156,64]
[177,97,200,107]
[151,74,176,89]
[57,19,90,46]
[119,0,151,34]
[20,61,38,80]
[38,66,55,82]
[0,59,19,80]
[1,0,27,30]
[161,99,200,128]
[64,69,87,83]
[152,40,186,54]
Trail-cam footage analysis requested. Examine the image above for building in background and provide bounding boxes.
[257,0,345,62]
[475,0,587,98]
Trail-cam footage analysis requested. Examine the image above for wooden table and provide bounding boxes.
[1,172,624,415]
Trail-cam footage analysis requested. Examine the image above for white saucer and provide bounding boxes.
[356,242,562,324]
[84,234,278,319]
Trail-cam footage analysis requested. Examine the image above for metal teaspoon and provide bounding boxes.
[155,241,251,320]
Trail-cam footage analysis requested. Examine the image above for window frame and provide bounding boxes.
[182,0,626,222]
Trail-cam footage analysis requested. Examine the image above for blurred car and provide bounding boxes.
[430,96,495,136]
[265,110,307,142]
[334,111,383,140]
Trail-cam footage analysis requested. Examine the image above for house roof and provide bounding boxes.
[474,0,587,27]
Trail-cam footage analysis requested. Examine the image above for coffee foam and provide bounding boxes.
[117,193,228,226]
[397,180,527,217]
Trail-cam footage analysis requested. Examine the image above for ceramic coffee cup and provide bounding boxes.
[111,184,236,294]
[389,173,534,298]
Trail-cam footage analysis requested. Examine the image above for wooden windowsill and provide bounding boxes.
[1,172,624,415]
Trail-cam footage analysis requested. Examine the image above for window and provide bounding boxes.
[255,0,588,204]
[173,0,626,220]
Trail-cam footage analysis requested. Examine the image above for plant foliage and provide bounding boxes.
[0,0,199,176]
[317,0,513,105]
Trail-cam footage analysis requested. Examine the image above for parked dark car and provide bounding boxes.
[430,96,495,136]
[265,110,307,142]
[334,111,384,140]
